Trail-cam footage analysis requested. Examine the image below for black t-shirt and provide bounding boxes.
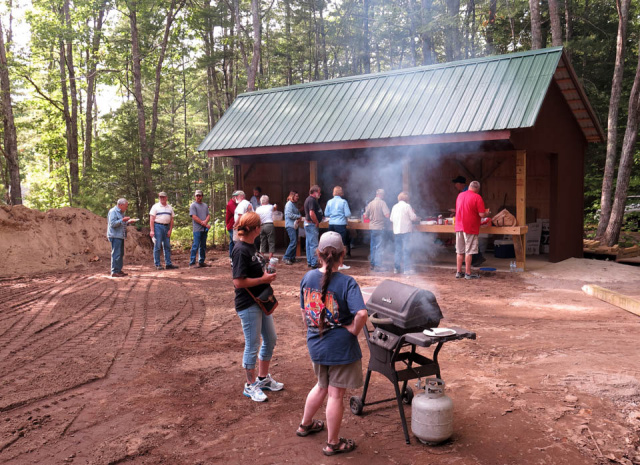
[304,195,322,223]
[232,241,269,311]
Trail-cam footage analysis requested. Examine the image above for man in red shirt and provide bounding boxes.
[455,181,490,279]
[226,191,239,260]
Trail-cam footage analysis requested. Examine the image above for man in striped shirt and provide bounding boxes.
[150,192,179,270]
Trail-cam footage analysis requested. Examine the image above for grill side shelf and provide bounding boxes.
[403,327,476,347]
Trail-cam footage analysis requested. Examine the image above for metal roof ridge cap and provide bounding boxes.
[236,47,565,98]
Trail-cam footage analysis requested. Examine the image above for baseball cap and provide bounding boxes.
[158,191,168,197]
[195,190,203,196]
[451,176,466,184]
[318,231,344,253]
[232,190,245,197]
[376,188,385,196]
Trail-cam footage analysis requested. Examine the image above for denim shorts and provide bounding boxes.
[237,303,277,369]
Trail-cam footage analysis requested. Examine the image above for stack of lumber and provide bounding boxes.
[583,239,640,260]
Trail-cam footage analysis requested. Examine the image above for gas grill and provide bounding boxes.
[350,280,476,444]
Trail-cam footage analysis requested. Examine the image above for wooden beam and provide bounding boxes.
[310,160,317,187]
[455,160,477,182]
[206,130,512,157]
[516,150,526,227]
[515,150,526,270]
[582,285,640,317]
[402,158,410,193]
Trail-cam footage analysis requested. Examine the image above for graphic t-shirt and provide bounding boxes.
[455,190,485,235]
[232,241,269,311]
[299,269,366,365]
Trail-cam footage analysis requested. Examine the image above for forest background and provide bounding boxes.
[0,0,639,247]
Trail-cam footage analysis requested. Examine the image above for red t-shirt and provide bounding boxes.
[225,198,237,231]
[455,190,485,235]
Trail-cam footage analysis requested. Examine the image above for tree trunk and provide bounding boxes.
[596,0,630,240]
[62,0,79,202]
[486,0,497,52]
[318,2,329,80]
[0,20,22,205]
[407,0,418,66]
[285,0,293,85]
[529,0,543,49]
[548,0,563,46]
[564,0,573,61]
[603,38,640,246]
[83,0,107,175]
[363,0,371,74]
[420,0,435,65]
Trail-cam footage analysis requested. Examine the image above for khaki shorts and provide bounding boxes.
[456,232,479,255]
[312,359,363,389]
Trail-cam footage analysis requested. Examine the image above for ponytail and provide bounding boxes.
[316,247,343,336]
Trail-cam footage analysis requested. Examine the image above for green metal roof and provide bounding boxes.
[198,47,603,153]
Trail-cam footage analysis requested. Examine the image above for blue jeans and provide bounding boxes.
[394,233,411,272]
[228,229,234,258]
[304,224,319,267]
[190,230,208,264]
[153,223,173,267]
[109,238,124,274]
[370,230,384,268]
[237,303,277,369]
[284,227,297,261]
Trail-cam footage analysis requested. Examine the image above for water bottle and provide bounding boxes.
[510,260,516,272]
[267,257,278,274]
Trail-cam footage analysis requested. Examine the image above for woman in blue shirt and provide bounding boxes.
[324,186,352,264]
[296,231,368,456]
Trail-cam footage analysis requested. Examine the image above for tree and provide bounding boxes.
[529,0,542,49]
[0,19,22,204]
[596,0,631,240]
[603,42,640,246]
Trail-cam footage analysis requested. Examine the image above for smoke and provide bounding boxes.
[316,140,489,271]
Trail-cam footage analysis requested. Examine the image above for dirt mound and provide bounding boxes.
[0,205,151,277]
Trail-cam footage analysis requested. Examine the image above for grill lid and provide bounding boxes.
[366,280,443,331]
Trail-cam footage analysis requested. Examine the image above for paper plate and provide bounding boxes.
[423,328,456,337]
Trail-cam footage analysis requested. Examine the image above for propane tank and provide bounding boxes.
[411,378,453,445]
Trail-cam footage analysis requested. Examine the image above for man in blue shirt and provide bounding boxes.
[106,198,136,277]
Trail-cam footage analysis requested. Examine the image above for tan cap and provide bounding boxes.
[158,191,168,197]
[194,190,204,196]
[376,189,385,196]
[232,190,245,197]
[318,231,344,253]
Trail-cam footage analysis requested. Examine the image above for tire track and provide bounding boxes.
[0,279,115,376]
[0,275,94,357]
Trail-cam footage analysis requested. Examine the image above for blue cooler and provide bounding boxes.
[494,240,515,258]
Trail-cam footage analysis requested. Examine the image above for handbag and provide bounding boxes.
[246,286,279,315]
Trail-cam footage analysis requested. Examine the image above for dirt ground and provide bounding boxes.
[1,229,640,464]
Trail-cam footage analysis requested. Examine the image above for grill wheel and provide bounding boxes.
[350,396,364,415]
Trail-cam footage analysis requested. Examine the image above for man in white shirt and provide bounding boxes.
[150,192,179,270]
[234,191,253,223]
[389,191,418,275]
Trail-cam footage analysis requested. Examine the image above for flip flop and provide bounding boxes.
[296,419,324,437]
[323,437,356,456]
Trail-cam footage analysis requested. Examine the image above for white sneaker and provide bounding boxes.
[243,382,268,402]
[255,373,284,391]
[338,264,351,271]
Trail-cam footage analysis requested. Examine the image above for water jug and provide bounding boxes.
[411,378,453,445]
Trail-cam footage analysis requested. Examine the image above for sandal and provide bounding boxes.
[296,419,325,437]
[323,437,356,456]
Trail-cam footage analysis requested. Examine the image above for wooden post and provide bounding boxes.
[402,158,410,193]
[513,150,527,270]
[310,160,317,188]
